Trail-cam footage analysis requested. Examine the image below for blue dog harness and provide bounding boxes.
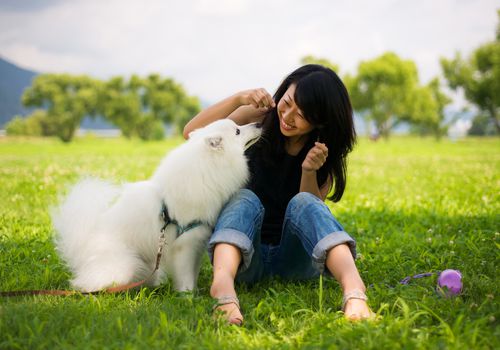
[160,202,206,236]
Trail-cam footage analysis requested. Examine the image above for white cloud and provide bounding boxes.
[0,0,498,105]
[0,43,89,73]
[194,0,249,15]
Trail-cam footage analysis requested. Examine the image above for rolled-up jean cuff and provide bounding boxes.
[207,229,254,273]
[311,231,357,275]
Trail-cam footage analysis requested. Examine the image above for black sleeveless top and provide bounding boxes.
[245,141,314,245]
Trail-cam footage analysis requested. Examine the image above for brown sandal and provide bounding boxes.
[212,295,243,326]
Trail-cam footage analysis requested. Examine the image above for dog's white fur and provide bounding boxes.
[52,119,261,292]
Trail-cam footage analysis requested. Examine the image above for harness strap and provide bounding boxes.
[161,202,205,236]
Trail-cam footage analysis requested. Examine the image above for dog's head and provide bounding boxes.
[153,119,262,225]
[188,119,262,153]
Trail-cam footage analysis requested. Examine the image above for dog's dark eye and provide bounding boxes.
[235,128,240,135]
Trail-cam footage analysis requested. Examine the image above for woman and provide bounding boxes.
[183,64,373,325]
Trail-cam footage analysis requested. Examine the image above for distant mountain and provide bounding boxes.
[0,56,114,129]
[0,56,38,127]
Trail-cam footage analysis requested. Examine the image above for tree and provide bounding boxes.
[101,74,201,140]
[440,10,500,134]
[300,53,450,138]
[20,73,201,141]
[468,113,497,135]
[348,52,421,138]
[141,74,201,134]
[408,78,451,139]
[174,95,201,134]
[5,113,42,136]
[22,74,101,142]
[101,76,142,139]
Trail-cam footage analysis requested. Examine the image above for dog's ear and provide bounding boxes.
[205,136,223,150]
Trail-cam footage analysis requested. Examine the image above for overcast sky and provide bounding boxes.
[0,0,498,105]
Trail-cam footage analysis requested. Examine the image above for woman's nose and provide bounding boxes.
[282,108,291,120]
[282,112,293,123]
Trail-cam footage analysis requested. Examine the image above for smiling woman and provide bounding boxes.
[183,64,372,325]
[276,84,315,145]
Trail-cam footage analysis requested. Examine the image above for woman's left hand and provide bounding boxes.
[302,142,328,172]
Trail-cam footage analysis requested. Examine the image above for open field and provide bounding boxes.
[0,135,499,349]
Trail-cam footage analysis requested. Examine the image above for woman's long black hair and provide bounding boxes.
[260,64,356,202]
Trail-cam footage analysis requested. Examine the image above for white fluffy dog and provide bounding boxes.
[52,119,261,292]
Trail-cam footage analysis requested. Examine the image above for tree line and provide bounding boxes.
[6,74,201,142]
[7,11,498,141]
[305,10,499,139]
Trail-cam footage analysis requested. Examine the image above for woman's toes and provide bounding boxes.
[343,298,373,321]
[213,302,244,325]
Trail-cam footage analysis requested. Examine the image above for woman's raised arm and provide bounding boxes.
[182,89,275,139]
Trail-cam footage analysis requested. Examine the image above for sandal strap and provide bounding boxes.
[212,295,240,311]
[342,289,368,311]
[212,295,243,326]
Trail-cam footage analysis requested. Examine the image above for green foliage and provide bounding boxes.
[301,52,453,139]
[136,114,166,141]
[100,74,201,140]
[0,136,499,349]
[20,73,201,142]
[468,113,497,136]
[4,116,23,135]
[101,76,142,138]
[5,115,37,136]
[348,52,449,139]
[22,74,102,142]
[408,78,452,139]
[440,11,500,134]
[132,74,201,139]
[4,110,56,137]
[173,95,202,135]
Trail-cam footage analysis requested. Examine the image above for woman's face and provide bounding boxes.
[277,84,314,139]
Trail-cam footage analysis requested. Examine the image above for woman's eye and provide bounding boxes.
[236,128,240,135]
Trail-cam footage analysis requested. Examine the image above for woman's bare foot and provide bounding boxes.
[210,276,244,325]
[325,244,375,321]
[343,298,374,321]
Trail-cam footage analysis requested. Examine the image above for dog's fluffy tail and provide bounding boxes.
[52,177,121,271]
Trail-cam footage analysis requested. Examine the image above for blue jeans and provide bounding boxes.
[208,189,356,284]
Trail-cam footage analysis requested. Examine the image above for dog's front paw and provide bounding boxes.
[173,280,196,293]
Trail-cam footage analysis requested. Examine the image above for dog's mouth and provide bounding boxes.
[244,136,260,150]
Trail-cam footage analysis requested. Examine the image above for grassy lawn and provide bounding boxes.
[0,135,498,349]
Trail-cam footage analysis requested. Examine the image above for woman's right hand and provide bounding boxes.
[238,88,276,110]
[183,88,274,139]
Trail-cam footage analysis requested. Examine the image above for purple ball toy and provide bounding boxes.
[437,269,463,296]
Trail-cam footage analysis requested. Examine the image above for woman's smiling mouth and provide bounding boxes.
[280,117,295,131]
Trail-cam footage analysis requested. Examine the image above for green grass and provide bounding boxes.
[0,135,499,349]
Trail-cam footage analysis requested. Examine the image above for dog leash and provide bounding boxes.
[0,226,169,298]
[399,271,437,285]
